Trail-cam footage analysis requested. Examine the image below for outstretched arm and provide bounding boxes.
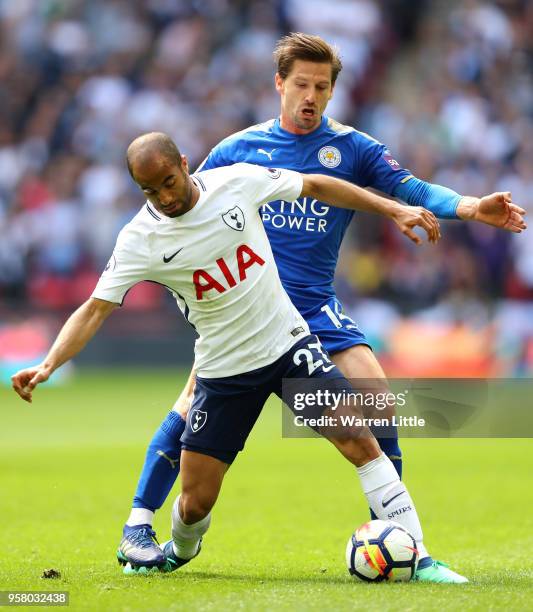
[300,173,441,245]
[11,297,118,403]
[393,178,527,233]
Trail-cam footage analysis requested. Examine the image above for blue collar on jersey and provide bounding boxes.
[273,115,329,140]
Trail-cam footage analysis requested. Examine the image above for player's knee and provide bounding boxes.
[362,383,397,420]
[180,491,213,524]
[376,396,396,420]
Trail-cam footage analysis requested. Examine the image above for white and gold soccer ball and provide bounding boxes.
[345,519,419,582]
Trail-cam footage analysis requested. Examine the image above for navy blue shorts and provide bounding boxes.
[181,334,354,464]
[304,296,369,355]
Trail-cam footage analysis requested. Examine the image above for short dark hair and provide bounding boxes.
[274,32,342,85]
[126,132,181,178]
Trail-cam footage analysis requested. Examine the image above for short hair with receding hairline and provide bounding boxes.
[126,132,182,178]
[274,32,343,85]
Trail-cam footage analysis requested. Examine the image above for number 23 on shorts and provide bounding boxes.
[293,339,335,375]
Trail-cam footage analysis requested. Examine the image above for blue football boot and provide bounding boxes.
[117,524,167,575]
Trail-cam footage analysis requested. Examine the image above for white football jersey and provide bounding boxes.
[92,163,310,378]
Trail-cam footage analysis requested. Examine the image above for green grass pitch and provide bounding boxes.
[1,370,532,611]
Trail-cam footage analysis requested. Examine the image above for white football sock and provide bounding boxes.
[126,507,154,527]
[356,453,429,559]
[171,495,211,559]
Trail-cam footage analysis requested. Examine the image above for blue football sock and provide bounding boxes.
[132,411,185,512]
[370,428,403,520]
[377,434,402,480]
[417,556,434,568]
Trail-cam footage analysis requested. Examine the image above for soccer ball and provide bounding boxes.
[345,520,419,582]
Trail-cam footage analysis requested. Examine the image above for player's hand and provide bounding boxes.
[11,364,52,403]
[172,387,195,419]
[458,192,527,232]
[392,205,441,245]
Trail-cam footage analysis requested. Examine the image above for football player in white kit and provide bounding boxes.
[12,132,450,576]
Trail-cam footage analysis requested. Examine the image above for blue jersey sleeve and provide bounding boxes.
[393,177,461,219]
[196,144,230,172]
[357,137,412,194]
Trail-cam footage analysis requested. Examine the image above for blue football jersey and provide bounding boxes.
[197,115,411,321]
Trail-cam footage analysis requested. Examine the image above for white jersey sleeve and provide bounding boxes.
[233,163,303,210]
[91,224,148,305]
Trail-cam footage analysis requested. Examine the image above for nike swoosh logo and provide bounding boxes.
[163,248,183,263]
[382,491,405,508]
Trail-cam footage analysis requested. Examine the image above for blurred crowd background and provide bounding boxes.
[1,0,532,377]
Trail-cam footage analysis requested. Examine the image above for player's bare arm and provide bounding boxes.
[11,297,118,403]
[300,173,441,245]
[456,192,527,233]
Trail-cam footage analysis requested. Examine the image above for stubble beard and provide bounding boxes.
[293,111,320,133]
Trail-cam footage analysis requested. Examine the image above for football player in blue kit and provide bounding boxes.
[118,34,526,582]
